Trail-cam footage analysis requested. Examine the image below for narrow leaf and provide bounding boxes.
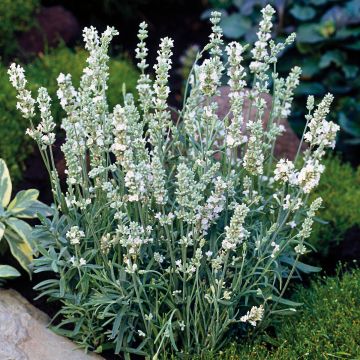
[0,159,12,208]
[269,294,303,307]
[0,222,5,241]
[280,256,322,273]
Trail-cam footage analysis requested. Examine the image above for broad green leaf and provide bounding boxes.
[339,112,360,137]
[7,189,39,215]
[344,40,360,50]
[297,23,324,43]
[0,222,5,241]
[0,265,21,279]
[5,217,34,249]
[0,159,12,208]
[319,50,346,69]
[335,27,360,40]
[4,229,33,275]
[15,200,54,219]
[290,5,316,21]
[301,57,320,78]
[342,64,358,79]
[220,14,252,39]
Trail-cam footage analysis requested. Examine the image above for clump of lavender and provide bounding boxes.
[8,5,339,358]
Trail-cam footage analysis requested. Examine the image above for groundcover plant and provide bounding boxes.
[8,5,339,359]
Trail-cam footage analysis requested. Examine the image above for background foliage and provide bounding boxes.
[205,0,360,162]
[0,0,40,60]
[0,46,139,182]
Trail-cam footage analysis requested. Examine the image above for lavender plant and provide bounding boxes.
[8,5,339,358]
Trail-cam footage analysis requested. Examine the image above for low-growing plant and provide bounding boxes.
[213,267,360,359]
[0,159,51,281]
[0,46,139,182]
[310,156,360,256]
[9,6,339,358]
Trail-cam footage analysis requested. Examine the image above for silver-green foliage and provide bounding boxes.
[0,159,51,280]
[9,5,339,358]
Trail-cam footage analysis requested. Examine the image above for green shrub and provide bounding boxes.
[243,268,360,359]
[204,0,360,152]
[0,46,139,182]
[309,156,360,256]
[200,268,360,359]
[0,0,40,59]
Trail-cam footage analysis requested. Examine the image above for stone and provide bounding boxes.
[18,6,81,55]
[213,86,306,160]
[0,289,103,360]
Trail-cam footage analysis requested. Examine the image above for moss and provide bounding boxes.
[0,46,139,183]
[309,156,360,256]
[201,268,360,359]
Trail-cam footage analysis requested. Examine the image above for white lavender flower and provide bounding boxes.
[175,163,203,222]
[138,330,146,337]
[150,37,174,145]
[222,204,249,251]
[207,11,223,58]
[8,63,35,119]
[240,305,264,326]
[243,120,265,175]
[116,222,153,256]
[136,22,153,116]
[274,159,296,185]
[178,321,185,331]
[198,57,223,97]
[100,234,112,255]
[272,67,301,119]
[225,42,248,147]
[298,197,322,239]
[196,177,227,234]
[29,87,56,148]
[66,226,85,245]
[151,149,168,205]
[154,252,165,264]
[250,5,275,93]
[304,94,339,150]
[294,243,307,255]
[297,158,324,193]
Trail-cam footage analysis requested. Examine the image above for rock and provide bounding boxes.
[213,86,305,160]
[0,289,103,360]
[18,6,81,55]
